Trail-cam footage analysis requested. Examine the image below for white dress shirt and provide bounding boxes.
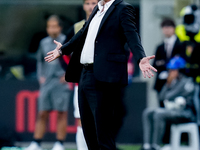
[80,0,115,64]
[164,34,177,59]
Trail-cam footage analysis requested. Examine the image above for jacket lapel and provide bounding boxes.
[83,6,98,30]
[97,0,122,36]
[83,0,122,35]
[96,5,115,36]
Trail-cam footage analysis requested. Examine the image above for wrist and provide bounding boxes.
[138,57,144,64]
[58,49,62,56]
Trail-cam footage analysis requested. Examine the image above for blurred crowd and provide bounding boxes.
[142,4,200,150]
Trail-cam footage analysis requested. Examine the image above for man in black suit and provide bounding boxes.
[153,19,181,102]
[45,0,157,149]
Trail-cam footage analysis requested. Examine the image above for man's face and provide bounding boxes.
[168,69,179,79]
[83,0,98,17]
[162,26,175,38]
[46,20,62,38]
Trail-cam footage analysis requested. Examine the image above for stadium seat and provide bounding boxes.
[170,123,199,150]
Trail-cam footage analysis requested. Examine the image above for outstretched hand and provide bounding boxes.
[139,55,157,78]
[44,40,62,62]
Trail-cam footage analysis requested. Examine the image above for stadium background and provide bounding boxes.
[0,0,199,149]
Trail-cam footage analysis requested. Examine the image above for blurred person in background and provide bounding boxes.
[176,4,200,90]
[64,0,98,149]
[141,56,196,150]
[25,15,71,150]
[176,4,200,44]
[176,4,200,124]
[153,19,181,105]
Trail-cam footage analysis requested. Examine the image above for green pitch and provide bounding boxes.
[65,145,141,150]
[1,144,141,150]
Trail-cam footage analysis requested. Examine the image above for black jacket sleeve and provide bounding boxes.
[65,26,75,43]
[60,22,87,55]
[120,5,146,63]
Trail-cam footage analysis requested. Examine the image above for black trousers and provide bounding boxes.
[78,68,124,150]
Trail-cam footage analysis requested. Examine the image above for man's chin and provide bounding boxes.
[50,34,58,39]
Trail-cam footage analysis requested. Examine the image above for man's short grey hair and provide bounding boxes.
[47,15,63,27]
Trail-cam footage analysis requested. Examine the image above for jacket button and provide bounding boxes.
[95,54,98,56]
[96,41,98,43]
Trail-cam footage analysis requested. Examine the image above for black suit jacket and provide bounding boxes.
[60,0,146,84]
[153,37,181,93]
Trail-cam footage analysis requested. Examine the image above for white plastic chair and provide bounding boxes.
[170,123,199,150]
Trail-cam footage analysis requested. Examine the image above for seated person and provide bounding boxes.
[141,56,196,150]
[153,18,181,98]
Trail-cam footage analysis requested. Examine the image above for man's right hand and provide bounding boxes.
[45,40,62,63]
[139,55,157,78]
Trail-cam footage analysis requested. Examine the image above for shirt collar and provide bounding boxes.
[164,34,177,44]
[98,0,115,13]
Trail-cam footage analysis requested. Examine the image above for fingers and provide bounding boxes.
[44,54,55,62]
[44,55,52,62]
[45,48,60,62]
[45,50,54,62]
[142,70,153,78]
[145,70,151,78]
[142,66,157,78]
[54,40,60,45]
[54,40,62,49]
[147,69,154,77]
[147,55,155,60]
[145,71,151,78]
[150,66,157,72]
[47,51,54,55]
[45,57,55,63]
[142,71,146,78]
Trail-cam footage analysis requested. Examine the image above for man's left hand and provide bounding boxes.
[44,40,62,63]
[139,55,157,78]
